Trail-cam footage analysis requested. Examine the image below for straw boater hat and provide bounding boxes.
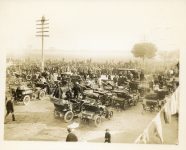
[75,82,79,85]
[67,122,79,129]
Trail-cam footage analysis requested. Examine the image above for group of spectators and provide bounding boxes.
[6,57,179,101]
[6,58,141,80]
[5,56,179,144]
[149,63,179,93]
[5,57,179,125]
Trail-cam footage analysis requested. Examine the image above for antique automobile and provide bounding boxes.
[128,80,140,93]
[101,79,115,91]
[35,82,55,96]
[14,72,27,81]
[11,85,35,105]
[138,81,150,97]
[142,90,167,112]
[26,81,45,100]
[80,103,113,126]
[51,96,85,122]
[60,72,73,86]
[83,90,99,100]
[114,68,140,80]
[14,71,39,82]
[70,75,83,84]
[78,80,94,94]
[166,77,179,93]
[84,79,94,89]
[93,89,113,106]
[112,90,139,110]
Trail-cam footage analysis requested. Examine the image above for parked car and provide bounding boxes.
[34,81,55,96]
[101,79,115,91]
[51,96,85,122]
[70,75,83,84]
[142,91,167,112]
[80,103,113,126]
[60,72,73,86]
[93,89,113,106]
[112,90,139,110]
[11,85,35,105]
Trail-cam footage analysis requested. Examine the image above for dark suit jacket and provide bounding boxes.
[105,132,111,143]
[66,132,78,142]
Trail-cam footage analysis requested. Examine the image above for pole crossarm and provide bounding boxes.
[36,31,49,33]
[36,19,49,22]
[36,27,49,29]
[36,23,49,25]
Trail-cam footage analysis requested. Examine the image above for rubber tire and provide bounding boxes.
[108,111,113,120]
[94,115,101,127]
[32,93,37,100]
[133,100,137,106]
[26,75,32,81]
[64,111,74,123]
[23,95,31,105]
[39,90,45,100]
[110,111,113,118]
[150,106,154,112]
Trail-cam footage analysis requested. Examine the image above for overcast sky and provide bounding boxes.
[0,0,186,58]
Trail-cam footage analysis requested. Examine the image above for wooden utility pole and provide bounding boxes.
[36,16,49,72]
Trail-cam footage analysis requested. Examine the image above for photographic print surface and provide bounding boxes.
[2,0,183,144]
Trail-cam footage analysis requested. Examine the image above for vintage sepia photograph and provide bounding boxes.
[1,0,185,149]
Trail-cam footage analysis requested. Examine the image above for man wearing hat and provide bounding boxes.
[5,97,15,121]
[65,88,73,100]
[66,128,78,142]
[72,82,81,99]
[53,81,63,99]
[105,129,111,143]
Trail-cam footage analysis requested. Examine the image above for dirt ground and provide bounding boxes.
[4,96,178,144]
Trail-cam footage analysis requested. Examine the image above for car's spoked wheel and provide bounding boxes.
[64,111,74,123]
[23,95,31,105]
[94,115,101,127]
[108,111,113,120]
[26,75,32,81]
[150,106,154,112]
[32,93,37,100]
[133,99,137,106]
[39,90,45,100]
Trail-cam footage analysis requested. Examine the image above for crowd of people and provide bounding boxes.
[6,57,179,84]
[6,57,179,98]
[7,58,141,76]
[6,58,145,101]
[5,57,179,142]
[6,57,179,103]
